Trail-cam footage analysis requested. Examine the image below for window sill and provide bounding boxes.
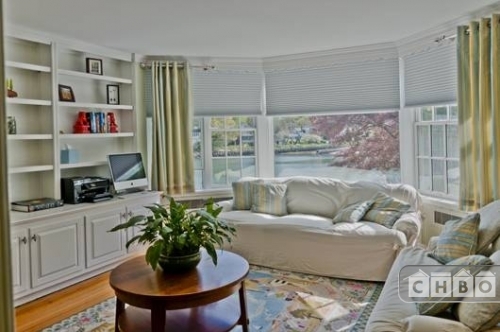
[169,189,232,201]
[420,195,460,212]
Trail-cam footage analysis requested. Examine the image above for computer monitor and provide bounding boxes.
[107,152,148,193]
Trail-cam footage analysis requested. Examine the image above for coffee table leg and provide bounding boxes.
[238,281,249,332]
[115,297,124,332]
[151,307,166,332]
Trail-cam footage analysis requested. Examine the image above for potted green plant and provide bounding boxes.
[109,197,236,272]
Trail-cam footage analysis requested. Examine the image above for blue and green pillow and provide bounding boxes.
[333,200,374,223]
[363,192,411,228]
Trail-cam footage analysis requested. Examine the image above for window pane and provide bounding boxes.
[418,159,432,191]
[242,158,256,177]
[240,117,256,128]
[432,160,445,193]
[212,159,227,186]
[450,105,458,120]
[211,132,226,157]
[227,131,240,156]
[431,125,445,157]
[242,131,255,156]
[225,117,238,129]
[210,117,224,129]
[194,170,203,190]
[227,158,241,183]
[421,107,433,121]
[447,160,459,197]
[446,125,458,158]
[192,118,203,169]
[274,112,400,183]
[435,106,448,121]
[417,126,430,156]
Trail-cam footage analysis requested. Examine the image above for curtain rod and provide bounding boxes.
[140,62,216,70]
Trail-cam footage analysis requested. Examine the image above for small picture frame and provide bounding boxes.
[58,84,75,102]
[86,57,103,75]
[106,84,120,105]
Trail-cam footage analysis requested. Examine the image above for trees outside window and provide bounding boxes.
[274,112,401,184]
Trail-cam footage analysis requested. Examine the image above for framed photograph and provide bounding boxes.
[58,84,75,102]
[86,57,103,75]
[106,84,120,105]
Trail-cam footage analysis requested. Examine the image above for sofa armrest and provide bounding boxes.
[392,211,421,246]
[400,315,473,332]
[216,199,234,212]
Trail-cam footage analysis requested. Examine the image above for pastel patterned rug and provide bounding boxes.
[42,265,383,332]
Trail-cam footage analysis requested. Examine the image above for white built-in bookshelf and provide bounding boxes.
[5,32,137,203]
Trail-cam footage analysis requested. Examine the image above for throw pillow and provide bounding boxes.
[400,315,475,332]
[332,200,373,224]
[232,178,258,210]
[418,255,493,316]
[251,182,288,216]
[454,251,500,332]
[428,213,480,264]
[363,192,411,228]
[476,200,500,254]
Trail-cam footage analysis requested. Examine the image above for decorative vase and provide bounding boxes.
[158,251,201,273]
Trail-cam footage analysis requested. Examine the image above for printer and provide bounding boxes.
[61,176,113,204]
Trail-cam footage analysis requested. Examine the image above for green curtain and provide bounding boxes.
[151,61,195,195]
[458,15,500,210]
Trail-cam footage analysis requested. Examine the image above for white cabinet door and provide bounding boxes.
[11,227,30,295]
[85,207,127,268]
[125,204,150,253]
[29,216,85,288]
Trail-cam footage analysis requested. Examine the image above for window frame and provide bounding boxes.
[414,104,459,200]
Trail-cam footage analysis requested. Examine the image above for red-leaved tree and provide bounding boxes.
[310,112,400,170]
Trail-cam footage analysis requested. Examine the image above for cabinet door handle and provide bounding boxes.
[128,211,133,217]
[120,212,127,219]
[20,237,27,244]
[31,235,37,242]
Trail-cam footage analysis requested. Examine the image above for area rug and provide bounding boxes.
[42,265,383,332]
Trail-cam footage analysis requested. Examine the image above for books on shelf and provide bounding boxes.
[11,197,64,212]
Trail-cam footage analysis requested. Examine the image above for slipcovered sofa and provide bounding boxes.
[366,200,500,332]
[219,176,422,281]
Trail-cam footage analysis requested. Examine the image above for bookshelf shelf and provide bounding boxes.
[59,161,108,169]
[7,98,52,106]
[58,69,132,84]
[6,61,51,72]
[9,165,54,174]
[8,134,53,140]
[59,132,134,139]
[58,102,133,110]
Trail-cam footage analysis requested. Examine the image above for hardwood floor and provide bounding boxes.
[15,272,115,332]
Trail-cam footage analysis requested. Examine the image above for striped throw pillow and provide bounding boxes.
[332,200,373,223]
[251,182,288,216]
[232,180,257,210]
[428,213,480,264]
[363,192,411,228]
[418,254,492,316]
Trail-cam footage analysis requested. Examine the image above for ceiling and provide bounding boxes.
[5,0,500,58]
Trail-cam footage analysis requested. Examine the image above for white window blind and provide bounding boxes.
[191,68,264,116]
[265,58,400,115]
[403,41,457,107]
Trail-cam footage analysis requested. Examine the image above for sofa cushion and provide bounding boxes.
[476,200,500,254]
[332,200,373,223]
[363,192,411,228]
[428,213,480,264]
[417,255,493,316]
[454,251,500,332]
[232,177,259,210]
[251,182,288,216]
[400,315,473,332]
[285,177,345,218]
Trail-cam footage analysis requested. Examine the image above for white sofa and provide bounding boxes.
[219,176,422,281]
[367,200,500,332]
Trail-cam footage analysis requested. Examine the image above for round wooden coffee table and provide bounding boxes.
[109,250,249,332]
